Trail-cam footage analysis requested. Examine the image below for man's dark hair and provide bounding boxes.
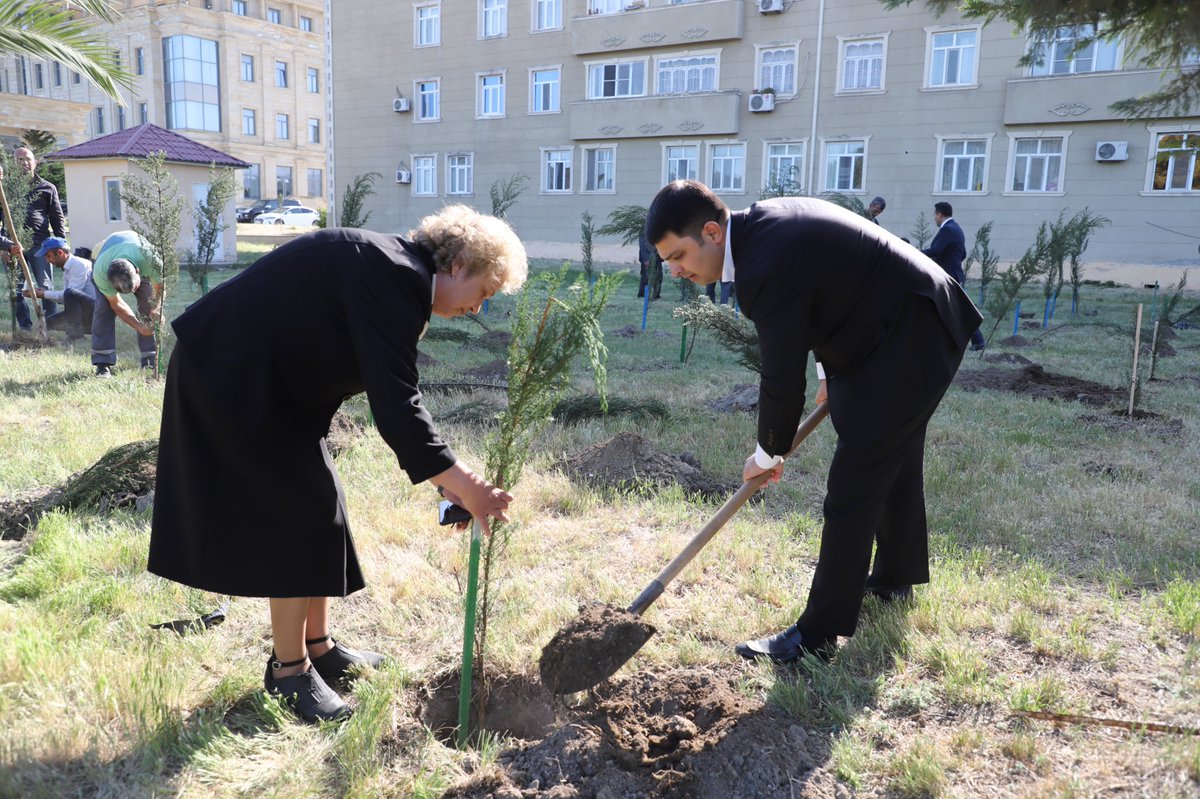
[934,201,953,217]
[74,246,93,260]
[645,180,729,246]
[108,258,139,293]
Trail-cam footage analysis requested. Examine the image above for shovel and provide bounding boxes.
[539,401,830,694]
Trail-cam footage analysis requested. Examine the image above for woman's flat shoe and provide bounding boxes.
[307,636,387,686]
[264,657,351,723]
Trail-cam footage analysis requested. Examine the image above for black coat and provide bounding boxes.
[922,218,967,284]
[26,175,66,245]
[148,228,456,597]
[730,198,981,458]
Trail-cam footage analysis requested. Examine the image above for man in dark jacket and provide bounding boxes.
[13,147,67,331]
[646,180,982,663]
[924,202,985,350]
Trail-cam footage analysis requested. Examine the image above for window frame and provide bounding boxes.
[306,167,322,196]
[706,139,748,195]
[476,69,507,119]
[835,33,890,95]
[754,42,800,97]
[135,47,145,76]
[274,60,288,88]
[275,112,289,140]
[661,141,700,184]
[446,152,475,196]
[299,15,313,32]
[241,54,254,82]
[1143,125,1200,195]
[1027,24,1123,77]
[1003,131,1070,196]
[653,49,721,96]
[411,153,438,196]
[275,165,293,198]
[267,7,282,24]
[415,2,441,48]
[922,24,981,90]
[307,116,320,144]
[104,177,122,222]
[820,136,870,193]
[241,107,256,135]
[933,133,994,195]
[581,143,617,193]
[306,66,319,93]
[414,77,441,122]
[585,56,648,100]
[479,0,508,39]
[531,0,563,32]
[232,0,246,15]
[540,146,574,194]
[529,65,562,114]
[762,138,808,193]
[243,163,260,199]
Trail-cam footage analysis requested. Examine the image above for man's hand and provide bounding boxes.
[22,288,43,299]
[815,378,827,406]
[135,320,155,337]
[743,454,784,489]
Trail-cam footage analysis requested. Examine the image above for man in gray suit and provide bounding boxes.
[646,180,981,662]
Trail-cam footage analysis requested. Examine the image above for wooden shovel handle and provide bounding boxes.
[0,180,48,342]
[628,401,830,616]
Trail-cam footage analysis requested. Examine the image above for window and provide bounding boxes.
[135,47,145,76]
[824,139,866,191]
[276,165,293,197]
[306,67,319,93]
[306,168,322,196]
[416,79,440,120]
[105,178,122,221]
[241,109,257,135]
[416,3,440,46]
[587,59,646,99]
[275,61,288,89]
[589,0,620,13]
[927,28,977,87]
[53,62,62,86]
[447,153,473,195]
[530,67,560,113]
[1008,136,1065,193]
[583,146,615,192]
[34,63,43,90]
[412,155,437,195]
[656,53,717,95]
[533,0,561,31]
[276,113,289,139]
[117,105,126,130]
[73,70,81,85]
[267,7,281,23]
[480,0,506,38]
[478,71,505,117]
[765,141,806,190]
[163,36,221,131]
[138,102,148,124]
[307,117,320,143]
[664,144,698,182]
[232,0,246,15]
[838,35,886,92]
[95,106,106,134]
[757,45,798,95]
[241,54,254,82]
[299,16,313,32]
[1151,131,1200,192]
[542,148,572,192]
[243,164,260,199]
[1029,25,1120,76]
[937,137,990,193]
[708,142,746,192]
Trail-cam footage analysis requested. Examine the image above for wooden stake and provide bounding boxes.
[1014,710,1199,736]
[1127,303,1142,417]
[1148,320,1161,383]
[0,181,49,343]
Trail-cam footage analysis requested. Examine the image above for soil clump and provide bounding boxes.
[325,410,366,457]
[465,359,509,381]
[998,334,1033,348]
[707,383,758,413]
[954,364,1123,407]
[562,432,732,499]
[539,602,656,694]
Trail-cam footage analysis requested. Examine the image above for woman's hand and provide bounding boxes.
[431,462,513,537]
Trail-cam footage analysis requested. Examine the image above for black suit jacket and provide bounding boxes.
[730,198,981,457]
[922,218,966,284]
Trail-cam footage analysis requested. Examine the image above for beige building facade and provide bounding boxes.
[1,0,327,206]
[328,0,1199,272]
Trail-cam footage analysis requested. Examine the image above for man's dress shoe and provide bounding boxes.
[735,624,836,664]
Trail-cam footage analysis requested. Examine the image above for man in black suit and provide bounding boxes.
[924,201,986,351]
[646,180,982,662]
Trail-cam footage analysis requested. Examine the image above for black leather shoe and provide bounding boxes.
[735,624,836,664]
[865,584,914,604]
[95,364,113,378]
[308,636,387,687]
[264,656,351,723]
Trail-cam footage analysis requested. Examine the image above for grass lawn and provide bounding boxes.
[0,249,1197,798]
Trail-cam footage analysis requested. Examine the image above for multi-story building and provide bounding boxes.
[329,0,1199,270]
[0,0,327,206]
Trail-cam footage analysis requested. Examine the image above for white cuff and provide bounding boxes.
[815,362,826,381]
[754,444,784,469]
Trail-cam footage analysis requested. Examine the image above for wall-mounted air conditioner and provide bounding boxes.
[392,97,410,113]
[759,0,784,13]
[1095,141,1128,161]
[396,168,412,184]
[748,92,776,112]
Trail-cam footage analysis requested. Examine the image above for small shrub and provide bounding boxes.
[1161,578,1200,637]
[888,739,947,798]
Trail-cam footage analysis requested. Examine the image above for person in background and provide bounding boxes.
[923,201,986,351]
[637,232,663,300]
[13,147,67,331]
[90,231,163,376]
[866,196,887,225]
[21,236,96,340]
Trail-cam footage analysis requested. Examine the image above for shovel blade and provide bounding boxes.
[538,602,656,694]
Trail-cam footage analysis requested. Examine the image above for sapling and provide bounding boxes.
[489,174,528,219]
[910,211,933,249]
[338,172,381,228]
[0,149,34,335]
[672,296,761,372]
[965,221,998,306]
[759,165,803,200]
[981,221,1052,347]
[580,211,596,285]
[1064,209,1109,315]
[119,150,184,377]
[186,163,238,295]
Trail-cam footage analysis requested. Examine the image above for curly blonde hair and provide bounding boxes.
[410,204,528,293]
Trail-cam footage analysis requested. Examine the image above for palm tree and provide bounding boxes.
[0,0,133,103]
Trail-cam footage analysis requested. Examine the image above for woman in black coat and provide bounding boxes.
[148,205,527,722]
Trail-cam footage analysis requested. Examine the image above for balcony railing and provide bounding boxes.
[568,90,740,140]
[572,0,745,56]
[1004,69,1173,125]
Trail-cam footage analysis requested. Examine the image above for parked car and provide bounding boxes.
[254,206,321,226]
[237,197,302,223]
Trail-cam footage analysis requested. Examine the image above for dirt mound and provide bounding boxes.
[1078,410,1184,436]
[443,666,829,799]
[955,365,1123,407]
[417,350,440,367]
[998,335,1034,348]
[982,352,1035,366]
[465,359,509,381]
[479,330,513,352]
[562,432,732,499]
[326,411,365,457]
[611,324,641,338]
[707,383,758,413]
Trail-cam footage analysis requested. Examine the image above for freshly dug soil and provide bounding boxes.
[1078,409,1185,436]
[442,666,831,799]
[538,602,656,694]
[707,383,759,413]
[611,324,642,338]
[954,364,1124,407]
[417,666,559,743]
[998,335,1034,348]
[562,432,732,499]
[479,330,513,352]
[326,410,365,457]
[465,359,509,381]
[982,352,1035,366]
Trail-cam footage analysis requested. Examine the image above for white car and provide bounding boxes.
[254,206,321,226]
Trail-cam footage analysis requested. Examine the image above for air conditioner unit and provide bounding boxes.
[392,97,410,113]
[1095,141,1128,161]
[748,92,776,112]
[759,0,785,13]
[203,0,212,8]
[395,168,412,184]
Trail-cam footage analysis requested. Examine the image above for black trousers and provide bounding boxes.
[796,294,966,639]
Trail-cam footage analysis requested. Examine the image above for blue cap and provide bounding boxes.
[33,236,69,257]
